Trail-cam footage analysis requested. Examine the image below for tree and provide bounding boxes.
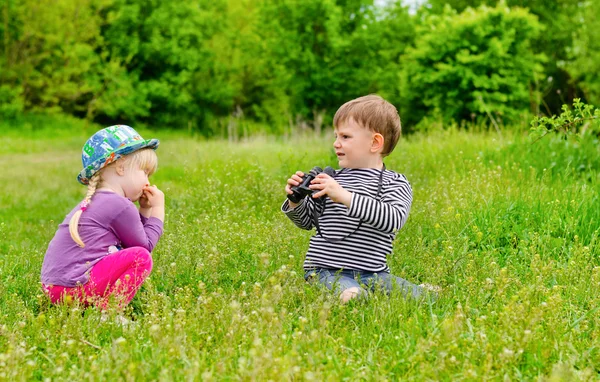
[100,0,232,128]
[424,0,584,116]
[566,1,600,106]
[255,0,415,128]
[401,4,544,126]
[0,0,117,119]
[345,1,415,109]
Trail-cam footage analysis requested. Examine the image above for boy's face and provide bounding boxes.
[333,118,381,168]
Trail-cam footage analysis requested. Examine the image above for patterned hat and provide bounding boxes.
[77,125,159,185]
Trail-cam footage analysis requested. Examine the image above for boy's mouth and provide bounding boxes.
[336,152,345,157]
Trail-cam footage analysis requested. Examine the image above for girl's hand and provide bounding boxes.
[139,189,152,209]
[142,185,165,208]
[309,173,352,207]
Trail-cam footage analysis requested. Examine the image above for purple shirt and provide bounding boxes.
[41,191,163,287]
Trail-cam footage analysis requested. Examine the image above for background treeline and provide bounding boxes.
[1,0,598,135]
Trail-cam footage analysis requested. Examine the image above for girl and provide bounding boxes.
[41,125,165,310]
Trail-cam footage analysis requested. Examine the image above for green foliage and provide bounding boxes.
[503,0,582,113]
[101,0,232,127]
[256,0,414,123]
[257,0,345,117]
[215,0,290,132]
[1,121,600,379]
[2,0,600,132]
[353,2,415,108]
[566,1,600,106]
[530,98,600,142]
[424,0,584,115]
[0,84,23,119]
[424,0,486,13]
[402,3,544,126]
[0,0,116,118]
[0,0,416,134]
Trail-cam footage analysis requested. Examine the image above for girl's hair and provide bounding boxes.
[124,147,158,176]
[69,173,101,248]
[68,148,158,248]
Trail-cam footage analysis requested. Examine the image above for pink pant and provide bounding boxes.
[43,247,153,310]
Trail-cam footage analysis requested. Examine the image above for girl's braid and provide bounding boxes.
[69,173,101,248]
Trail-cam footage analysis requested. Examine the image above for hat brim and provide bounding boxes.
[77,138,159,185]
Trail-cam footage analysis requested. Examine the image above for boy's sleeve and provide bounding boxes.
[110,201,164,252]
[281,198,315,230]
[347,174,412,234]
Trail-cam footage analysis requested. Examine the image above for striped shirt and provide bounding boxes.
[282,168,412,272]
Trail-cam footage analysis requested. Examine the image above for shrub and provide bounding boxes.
[401,3,544,126]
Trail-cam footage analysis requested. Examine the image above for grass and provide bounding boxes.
[0,115,599,380]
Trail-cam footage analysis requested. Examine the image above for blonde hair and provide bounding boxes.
[123,147,158,176]
[68,148,158,248]
[333,94,401,157]
[69,173,101,248]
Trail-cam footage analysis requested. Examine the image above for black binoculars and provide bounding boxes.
[287,166,336,203]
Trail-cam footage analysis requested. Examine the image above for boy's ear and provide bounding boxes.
[371,133,384,153]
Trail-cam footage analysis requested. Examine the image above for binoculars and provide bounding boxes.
[287,166,336,203]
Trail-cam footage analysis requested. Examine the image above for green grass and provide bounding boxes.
[1,116,599,380]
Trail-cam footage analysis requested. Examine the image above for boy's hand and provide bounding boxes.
[285,171,304,208]
[310,173,352,207]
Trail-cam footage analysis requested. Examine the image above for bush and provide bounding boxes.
[530,98,600,142]
[0,85,24,120]
[566,1,600,106]
[401,3,544,126]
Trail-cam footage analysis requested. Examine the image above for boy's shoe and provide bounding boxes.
[419,283,442,293]
[418,283,441,305]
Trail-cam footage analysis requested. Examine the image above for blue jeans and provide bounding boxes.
[304,268,427,300]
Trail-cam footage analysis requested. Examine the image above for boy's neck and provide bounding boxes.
[350,156,384,169]
[371,157,384,169]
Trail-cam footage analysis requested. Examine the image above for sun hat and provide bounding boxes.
[77,125,159,185]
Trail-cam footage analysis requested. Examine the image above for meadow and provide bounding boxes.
[0,117,599,380]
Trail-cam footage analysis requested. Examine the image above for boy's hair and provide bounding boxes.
[333,94,401,157]
[68,148,158,248]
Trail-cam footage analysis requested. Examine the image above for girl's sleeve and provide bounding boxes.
[347,174,412,234]
[110,202,164,252]
[281,198,315,230]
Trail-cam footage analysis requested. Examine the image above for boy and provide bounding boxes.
[282,95,428,303]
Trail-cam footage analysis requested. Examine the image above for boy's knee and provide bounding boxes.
[339,287,361,303]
